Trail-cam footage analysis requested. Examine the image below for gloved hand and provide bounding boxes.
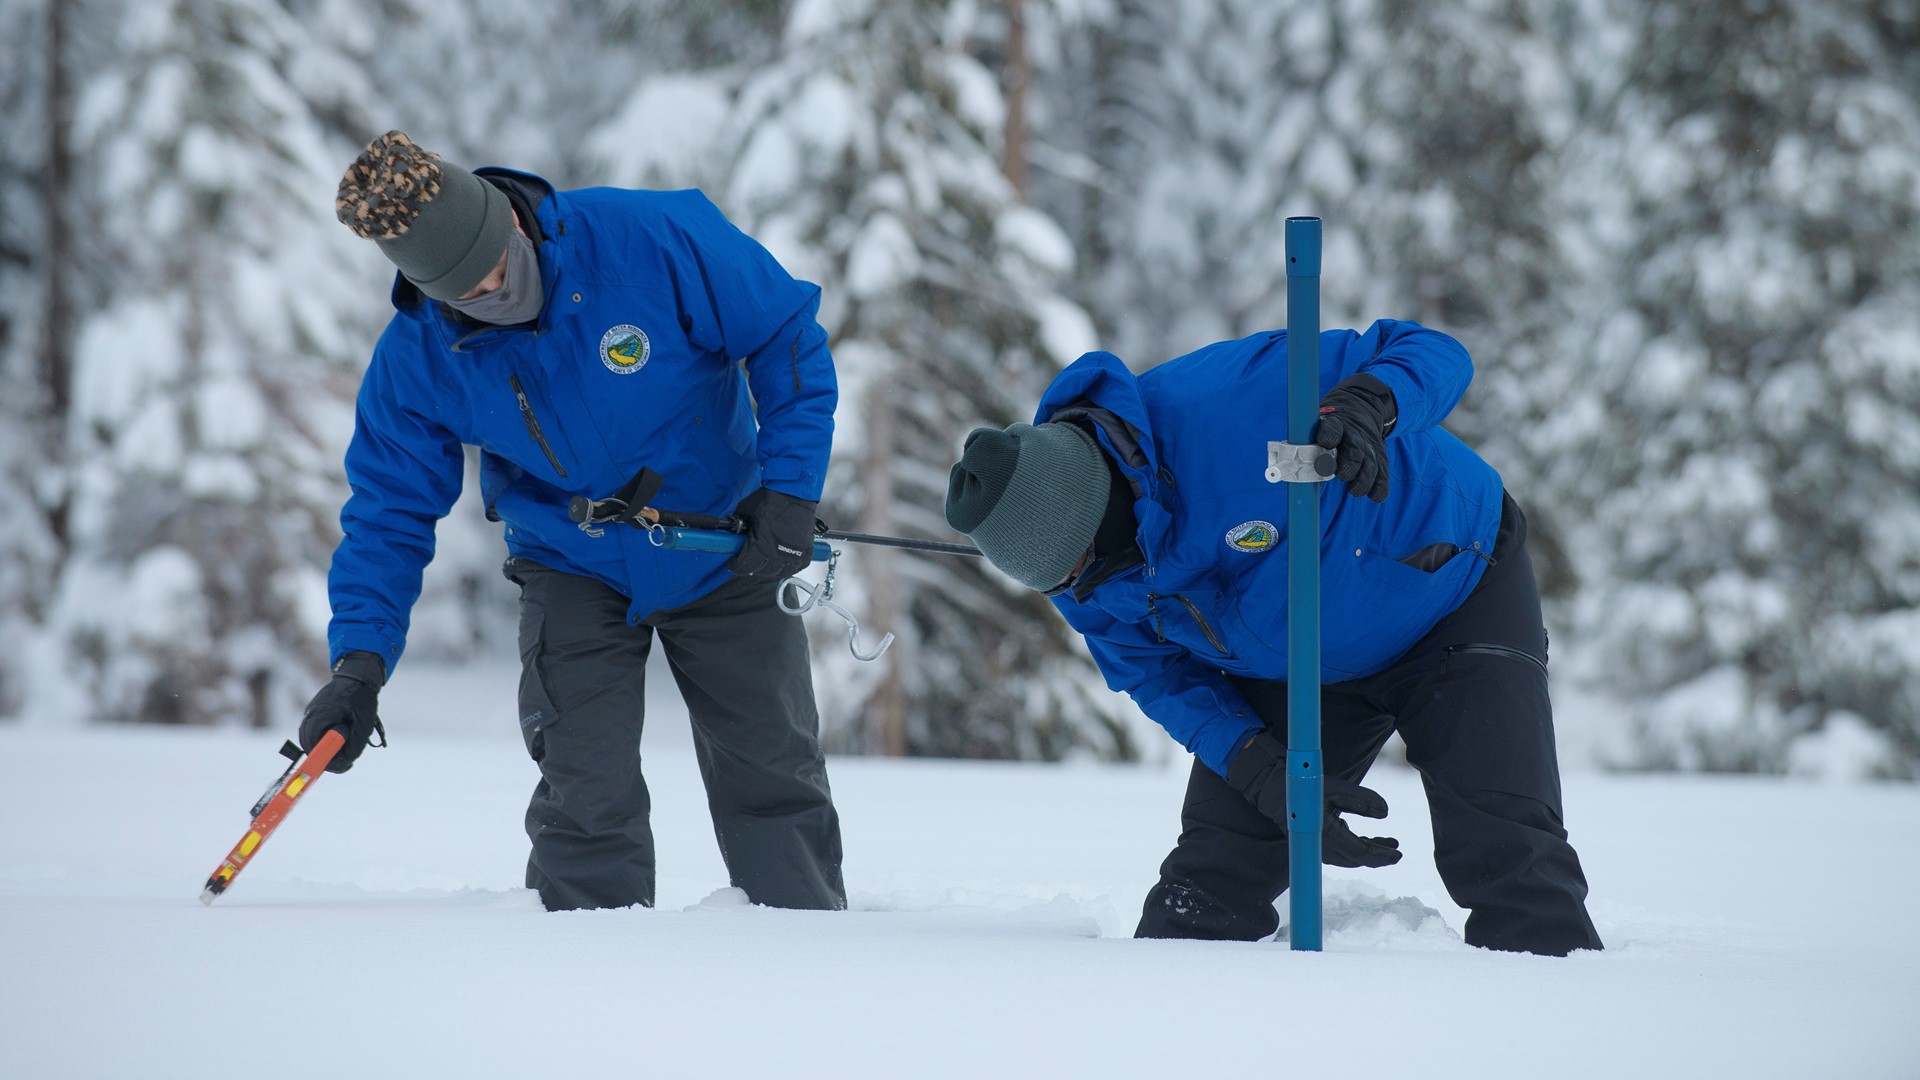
[1225,731,1402,868]
[726,487,818,580]
[1313,373,1397,504]
[297,651,387,774]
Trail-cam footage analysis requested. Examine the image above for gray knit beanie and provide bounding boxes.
[946,422,1112,591]
[335,131,513,302]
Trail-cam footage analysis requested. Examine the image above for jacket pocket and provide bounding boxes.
[1353,548,1475,596]
[1445,642,1548,677]
[509,374,569,479]
[1396,541,1494,573]
[1147,592,1233,658]
[511,564,561,763]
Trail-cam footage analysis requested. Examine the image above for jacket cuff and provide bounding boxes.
[1222,728,1275,786]
[332,650,388,688]
[1197,715,1264,779]
[330,626,405,675]
[756,470,825,503]
[1350,370,1403,433]
[753,484,818,509]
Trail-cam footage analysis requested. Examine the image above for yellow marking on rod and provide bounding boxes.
[239,832,263,857]
[285,776,307,798]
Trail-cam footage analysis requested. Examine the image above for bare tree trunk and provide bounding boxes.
[1000,0,1030,201]
[42,0,74,547]
[860,375,907,756]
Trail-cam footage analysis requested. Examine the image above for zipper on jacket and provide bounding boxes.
[1446,642,1546,675]
[509,374,568,478]
[1397,542,1498,572]
[1148,592,1229,655]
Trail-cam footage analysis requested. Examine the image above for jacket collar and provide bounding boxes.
[386,169,562,342]
[1034,350,1175,584]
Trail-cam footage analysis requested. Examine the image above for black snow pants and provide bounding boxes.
[1135,493,1603,956]
[506,559,846,912]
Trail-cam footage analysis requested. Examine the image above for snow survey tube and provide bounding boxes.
[649,525,832,562]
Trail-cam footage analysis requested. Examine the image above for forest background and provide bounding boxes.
[2,0,1916,779]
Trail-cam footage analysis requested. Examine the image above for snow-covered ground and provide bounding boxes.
[2,660,1916,1079]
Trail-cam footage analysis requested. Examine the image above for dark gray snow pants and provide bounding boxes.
[506,559,846,912]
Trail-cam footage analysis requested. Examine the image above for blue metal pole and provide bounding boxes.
[1284,216,1324,952]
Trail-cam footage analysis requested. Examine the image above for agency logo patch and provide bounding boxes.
[600,324,651,375]
[1225,520,1278,553]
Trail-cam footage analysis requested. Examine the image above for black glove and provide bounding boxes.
[1313,373,1397,504]
[1225,731,1402,868]
[726,487,818,580]
[297,651,387,774]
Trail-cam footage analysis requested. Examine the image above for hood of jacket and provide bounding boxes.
[1033,350,1179,576]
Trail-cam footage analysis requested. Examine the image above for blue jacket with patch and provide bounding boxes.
[326,170,836,672]
[1041,321,1503,778]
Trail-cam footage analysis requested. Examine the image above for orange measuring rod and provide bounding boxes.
[199,730,344,905]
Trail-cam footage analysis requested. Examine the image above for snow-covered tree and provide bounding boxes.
[1044,4,1576,365]
[0,0,57,719]
[1030,0,1593,711]
[0,0,126,721]
[1548,0,1920,775]
[5,0,1917,780]
[1033,0,1920,779]
[589,0,1143,761]
[41,0,381,727]
[1033,0,1583,493]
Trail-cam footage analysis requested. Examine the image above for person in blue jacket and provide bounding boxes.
[298,131,845,913]
[945,320,1602,955]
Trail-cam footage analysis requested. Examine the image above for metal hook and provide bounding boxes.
[778,577,823,616]
[776,552,894,662]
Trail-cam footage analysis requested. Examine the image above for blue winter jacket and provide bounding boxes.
[326,170,836,672]
[1042,321,1503,778]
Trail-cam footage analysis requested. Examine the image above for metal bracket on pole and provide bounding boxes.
[1266,442,1336,484]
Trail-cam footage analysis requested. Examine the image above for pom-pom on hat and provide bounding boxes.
[335,131,513,302]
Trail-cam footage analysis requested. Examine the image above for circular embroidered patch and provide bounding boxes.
[1225,520,1279,553]
[600,325,650,375]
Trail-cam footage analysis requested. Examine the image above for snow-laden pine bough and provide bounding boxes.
[567,467,983,663]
